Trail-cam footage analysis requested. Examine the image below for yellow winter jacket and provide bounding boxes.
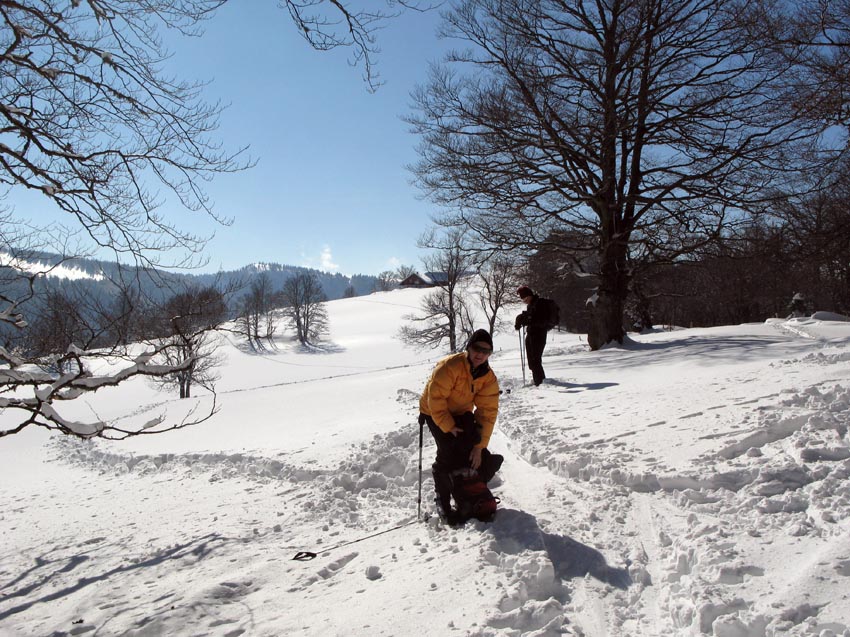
[419,352,500,449]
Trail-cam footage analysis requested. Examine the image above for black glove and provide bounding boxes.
[515,312,528,330]
[418,413,426,426]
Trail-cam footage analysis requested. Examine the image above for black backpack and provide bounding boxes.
[539,297,560,330]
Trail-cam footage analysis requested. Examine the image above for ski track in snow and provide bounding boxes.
[2,313,850,636]
[493,349,850,635]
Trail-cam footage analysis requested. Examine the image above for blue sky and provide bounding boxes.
[11,3,449,277]
[156,1,449,277]
[12,3,445,276]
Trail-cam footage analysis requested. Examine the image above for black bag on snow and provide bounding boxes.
[451,469,500,522]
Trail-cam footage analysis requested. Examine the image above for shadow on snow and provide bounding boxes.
[542,378,619,392]
[487,508,631,590]
[0,533,229,623]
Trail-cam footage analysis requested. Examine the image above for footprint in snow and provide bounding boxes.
[835,560,850,577]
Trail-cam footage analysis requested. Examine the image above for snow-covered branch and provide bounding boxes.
[0,340,218,440]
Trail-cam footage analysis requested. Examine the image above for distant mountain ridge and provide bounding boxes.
[187,262,380,302]
[0,251,381,309]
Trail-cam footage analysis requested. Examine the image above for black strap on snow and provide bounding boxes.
[291,518,422,561]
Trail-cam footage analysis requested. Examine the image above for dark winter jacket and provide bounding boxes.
[515,295,550,331]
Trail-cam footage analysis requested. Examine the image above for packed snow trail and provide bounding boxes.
[491,324,850,636]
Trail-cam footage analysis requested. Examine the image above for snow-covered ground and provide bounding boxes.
[2,288,850,636]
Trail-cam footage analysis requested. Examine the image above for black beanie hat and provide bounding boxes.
[517,285,534,298]
[467,329,494,350]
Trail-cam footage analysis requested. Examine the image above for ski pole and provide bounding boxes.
[417,416,424,521]
[519,326,527,384]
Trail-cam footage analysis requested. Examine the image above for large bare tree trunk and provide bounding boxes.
[447,308,458,352]
[587,238,629,349]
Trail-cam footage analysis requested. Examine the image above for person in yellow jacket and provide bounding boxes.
[419,329,503,524]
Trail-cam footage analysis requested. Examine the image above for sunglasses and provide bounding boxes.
[469,344,493,355]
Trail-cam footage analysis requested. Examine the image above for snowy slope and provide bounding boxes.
[1,290,850,636]
[0,253,105,281]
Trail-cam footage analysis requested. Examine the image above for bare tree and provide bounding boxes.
[0,334,221,439]
[399,229,474,351]
[394,264,418,281]
[280,273,329,345]
[0,0,417,439]
[0,1,424,252]
[374,264,419,292]
[478,256,522,335]
[284,0,427,90]
[0,1,242,439]
[23,282,117,362]
[149,285,227,399]
[236,293,260,351]
[374,271,397,292]
[408,0,840,349]
[102,286,146,347]
[771,164,850,314]
[237,272,283,350]
[0,1,252,268]
[758,0,850,129]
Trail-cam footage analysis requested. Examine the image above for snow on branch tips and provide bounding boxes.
[0,339,218,440]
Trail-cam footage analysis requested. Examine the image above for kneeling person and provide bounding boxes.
[419,329,504,525]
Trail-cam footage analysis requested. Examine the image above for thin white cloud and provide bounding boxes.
[321,245,339,272]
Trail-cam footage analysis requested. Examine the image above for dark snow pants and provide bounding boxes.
[422,412,503,509]
[525,326,547,386]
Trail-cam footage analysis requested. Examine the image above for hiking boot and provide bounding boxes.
[444,508,464,527]
[434,496,462,526]
[434,498,463,527]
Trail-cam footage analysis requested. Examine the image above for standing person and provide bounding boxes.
[515,285,557,386]
[419,329,503,525]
